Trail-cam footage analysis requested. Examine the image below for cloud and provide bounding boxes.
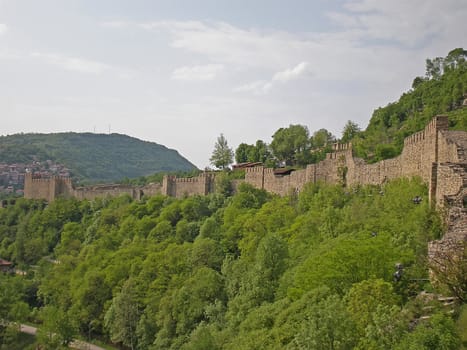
[235,62,312,95]
[140,20,301,69]
[233,80,272,95]
[31,52,111,74]
[273,62,312,82]
[171,64,224,81]
[137,18,410,85]
[0,23,7,35]
[330,0,467,46]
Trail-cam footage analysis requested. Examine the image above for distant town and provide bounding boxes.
[0,160,70,196]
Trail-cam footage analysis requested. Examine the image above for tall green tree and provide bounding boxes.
[235,143,255,163]
[104,278,142,350]
[210,134,234,170]
[310,128,335,149]
[341,120,361,143]
[235,140,272,165]
[292,294,357,350]
[270,124,311,166]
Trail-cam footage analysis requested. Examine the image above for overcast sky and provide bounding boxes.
[1,0,466,168]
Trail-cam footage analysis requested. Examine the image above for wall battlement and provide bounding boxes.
[24,115,465,207]
[22,115,466,285]
[332,142,352,152]
[404,130,425,146]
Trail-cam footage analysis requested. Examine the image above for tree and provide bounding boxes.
[270,125,311,166]
[345,279,400,334]
[210,134,234,170]
[310,128,335,148]
[104,278,142,350]
[341,120,360,143]
[411,76,426,90]
[235,140,273,165]
[395,313,460,350]
[235,143,255,163]
[443,47,467,71]
[292,294,357,350]
[425,57,444,79]
[37,306,77,349]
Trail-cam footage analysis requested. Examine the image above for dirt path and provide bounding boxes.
[20,324,107,350]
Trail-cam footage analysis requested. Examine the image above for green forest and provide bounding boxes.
[0,49,466,350]
[0,179,466,349]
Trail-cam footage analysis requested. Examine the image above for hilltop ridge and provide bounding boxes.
[0,132,197,184]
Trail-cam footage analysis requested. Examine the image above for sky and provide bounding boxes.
[1,1,466,169]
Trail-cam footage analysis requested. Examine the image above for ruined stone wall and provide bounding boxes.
[25,172,163,202]
[314,155,340,184]
[245,167,264,189]
[24,176,53,201]
[23,116,466,209]
[396,116,450,202]
[73,185,141,201]
[435,163,467,208]
[261,168,308,195]
[162,173,214,198]
[244,116,455,198]
[53,177,74,199]
[141,183,163,198]
[428,163,467,277]
[439,131,467,163]
[24,173,74,202]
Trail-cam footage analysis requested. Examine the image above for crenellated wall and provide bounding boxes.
[162,173,215,198]
[24,173,162,201]
[23,115,466,211]
[24,174,74,202]
[21,114,466,287]
[242,116,464,207]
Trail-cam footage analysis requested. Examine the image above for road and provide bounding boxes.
[20,324,107,350]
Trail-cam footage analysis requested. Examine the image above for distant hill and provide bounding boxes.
[0,132,197,183]
[351,48,467,161]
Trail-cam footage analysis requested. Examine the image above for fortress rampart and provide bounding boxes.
[22,115,466,285]
[24,171,215,201]
[24,116,466,209]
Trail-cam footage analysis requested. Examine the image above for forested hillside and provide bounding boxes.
[351,48,467,161]
[231,49,467,169]
[0,133,196,183]
[0,179,465,349]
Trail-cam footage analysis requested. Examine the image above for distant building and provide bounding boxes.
[0,258,13,273]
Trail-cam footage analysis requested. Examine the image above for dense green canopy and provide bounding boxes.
[0,178,463,349]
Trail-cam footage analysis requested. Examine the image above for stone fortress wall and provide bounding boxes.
[244,116,463,203]
[24,115,466,208]
[23,171,214,202]
[22,114,467,281]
